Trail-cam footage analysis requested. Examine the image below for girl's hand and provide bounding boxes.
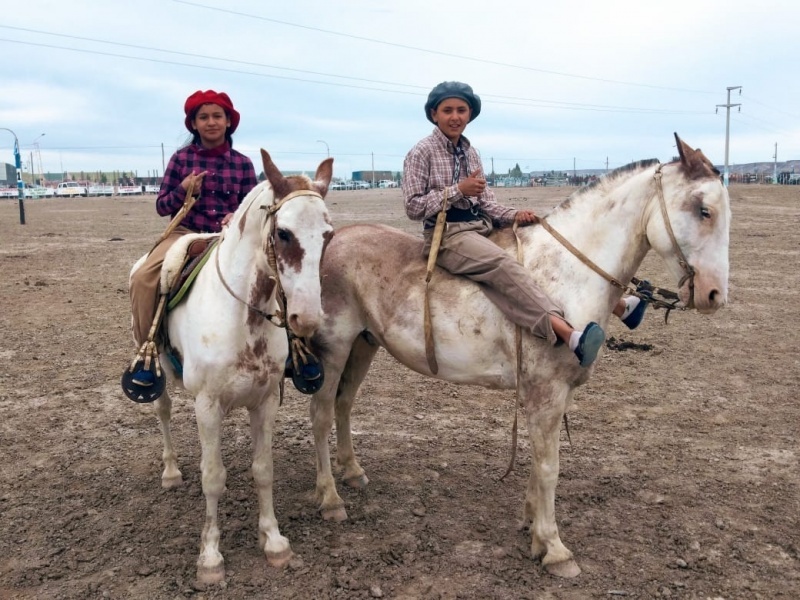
[182,170,207,194]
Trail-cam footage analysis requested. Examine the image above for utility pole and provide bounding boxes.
[491,157,495,186]
[773,142,778,185]
[371,152,375,188]
[716,85,742,187]
[161,143,165,172]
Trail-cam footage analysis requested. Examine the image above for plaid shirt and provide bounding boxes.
[402,127,516,227]
[156,143,258,233]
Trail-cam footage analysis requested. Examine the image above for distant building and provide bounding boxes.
[352,170,395,184]
[1,162,15,186]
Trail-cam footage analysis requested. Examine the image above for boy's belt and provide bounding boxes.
[424,206,481,229]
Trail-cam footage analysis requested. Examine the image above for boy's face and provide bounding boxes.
[431,97,471,143]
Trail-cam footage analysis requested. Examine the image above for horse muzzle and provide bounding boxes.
[680,272,727,314]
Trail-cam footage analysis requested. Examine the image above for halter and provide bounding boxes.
[214,188,324,327]
[535,162,696,317]
[652,164,696,309]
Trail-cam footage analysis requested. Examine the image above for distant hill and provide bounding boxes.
[529,159,800,179]
[716,160,800,175]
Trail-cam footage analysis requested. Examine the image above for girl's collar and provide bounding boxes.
[195,141,230,157]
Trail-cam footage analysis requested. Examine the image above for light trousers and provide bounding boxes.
[424,218,563,344]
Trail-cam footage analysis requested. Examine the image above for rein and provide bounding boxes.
[535,164,694,320]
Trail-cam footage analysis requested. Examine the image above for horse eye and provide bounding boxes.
[700,207,712,219]
[276,228,292,243]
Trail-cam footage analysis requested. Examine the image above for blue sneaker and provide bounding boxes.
[622,281,652,330]
[131,368,155,387]
[574,322,605,367]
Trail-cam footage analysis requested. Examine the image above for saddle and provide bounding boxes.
[161,233,220,309]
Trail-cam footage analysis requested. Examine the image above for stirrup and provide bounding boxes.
[121,359,166,403]
[285,341,325,395]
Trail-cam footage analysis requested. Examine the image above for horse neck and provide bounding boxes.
[218,199,273,286]
[538,167,657,309]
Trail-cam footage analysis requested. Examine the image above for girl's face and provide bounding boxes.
[191,103,230,148]
[431,98,471,144]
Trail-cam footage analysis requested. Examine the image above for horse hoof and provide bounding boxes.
[545,558,581,578]
[266,547,293,568]
[161,475,183,489]
[196,564,225,585]
[343,474,369,489]
[321,506,348,522]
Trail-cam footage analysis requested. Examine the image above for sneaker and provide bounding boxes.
[622,280,652,330]
[574,322,605,367]
[131,368,155,387]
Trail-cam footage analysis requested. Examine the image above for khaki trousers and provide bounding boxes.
[424,218,562,345]
[129,226,193,346]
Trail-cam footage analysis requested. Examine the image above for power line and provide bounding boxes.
[0,36,709,116]
[740,94,800,121]
[174,0,717,95]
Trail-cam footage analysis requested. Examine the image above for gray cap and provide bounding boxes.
[424,81,482,123]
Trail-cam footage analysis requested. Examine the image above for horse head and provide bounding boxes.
[261,149,334,337]
[646,133,731,313]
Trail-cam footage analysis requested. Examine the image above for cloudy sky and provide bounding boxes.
[1,0,798,181]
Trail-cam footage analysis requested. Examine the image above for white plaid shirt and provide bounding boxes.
[402,127,516,227]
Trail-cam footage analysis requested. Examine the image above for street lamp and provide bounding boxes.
[316,139,329,157]
[0,127,26,224]
[28,133,45,188]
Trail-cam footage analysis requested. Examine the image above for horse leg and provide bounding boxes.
[249,393,292,568]
[311,356,349,522]
[155,387,183,488]
[194,393,227,585]
[335,335,378,489]
[522,381,581,578]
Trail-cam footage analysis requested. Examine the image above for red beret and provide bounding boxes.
[183,90,241,134]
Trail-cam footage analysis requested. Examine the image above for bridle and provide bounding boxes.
[651,164,696,309]
[534,162,696,317]
[214,188,324,327]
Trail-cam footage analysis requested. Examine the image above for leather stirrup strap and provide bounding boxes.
[499,220,524,481]
[423,190,449,375]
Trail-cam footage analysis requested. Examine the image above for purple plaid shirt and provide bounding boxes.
[402,127,516,228]
[156,143,258,233]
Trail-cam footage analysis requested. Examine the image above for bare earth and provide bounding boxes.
[0,184,798,600]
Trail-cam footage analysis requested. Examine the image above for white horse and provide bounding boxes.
[308,135,730,577]
[130,150,333,584]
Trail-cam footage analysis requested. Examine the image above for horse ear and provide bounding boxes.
[261,148,293,198]
[674,132,693,162]
[313,157,334,198]
[674,133,716,179]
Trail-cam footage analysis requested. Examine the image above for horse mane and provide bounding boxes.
[572,158,660,198]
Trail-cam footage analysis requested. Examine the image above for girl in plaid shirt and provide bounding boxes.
[128,89,257,388]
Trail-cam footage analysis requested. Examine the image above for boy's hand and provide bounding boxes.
[457,169,487,197]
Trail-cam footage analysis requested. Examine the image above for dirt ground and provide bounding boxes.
[0,183,798,600]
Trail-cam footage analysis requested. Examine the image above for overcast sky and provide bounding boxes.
[1,0,798,181]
